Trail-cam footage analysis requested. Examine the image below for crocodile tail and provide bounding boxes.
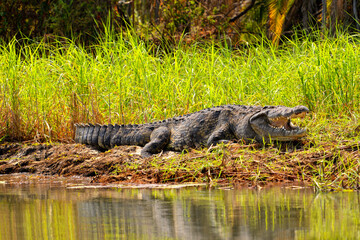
[75,123,91,145]
[74,123,120,150]
[75,122,155,149]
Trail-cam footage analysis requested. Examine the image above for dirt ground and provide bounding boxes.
[0,141,359,188]
[0,143,144,183]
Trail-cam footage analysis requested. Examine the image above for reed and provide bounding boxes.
[0,31,359,142]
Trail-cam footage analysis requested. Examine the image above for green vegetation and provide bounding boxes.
[1,31,359,141]
[0,30,359,190]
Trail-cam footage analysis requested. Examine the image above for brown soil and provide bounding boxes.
[0,141,359,187]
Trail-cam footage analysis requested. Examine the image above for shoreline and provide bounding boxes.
[1,141,358,190]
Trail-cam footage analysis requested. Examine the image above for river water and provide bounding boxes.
[0,175,360,240]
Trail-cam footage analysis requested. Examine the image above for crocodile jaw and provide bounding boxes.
[249,106,309,141]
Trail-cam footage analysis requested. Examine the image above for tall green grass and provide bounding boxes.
[0,31,359,141]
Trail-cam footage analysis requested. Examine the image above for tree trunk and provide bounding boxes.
[331,0,346,34]
[283,0,318,33]
[322,0,327,31]
[354,0,360,31]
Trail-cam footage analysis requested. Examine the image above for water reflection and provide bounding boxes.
[0,181,360,240]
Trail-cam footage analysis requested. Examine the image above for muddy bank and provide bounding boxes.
[0,143,144,182]
[0,141,359,188]
[0,142,184,183]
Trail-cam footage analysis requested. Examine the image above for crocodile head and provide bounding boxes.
[249,105,309,141]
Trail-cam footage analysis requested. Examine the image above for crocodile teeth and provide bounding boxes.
[289,121,297,129]
[269,110,307,133]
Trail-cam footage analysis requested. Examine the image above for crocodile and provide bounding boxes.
[74,105,309,157]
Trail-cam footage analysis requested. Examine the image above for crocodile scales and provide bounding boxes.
[75,105,309,157]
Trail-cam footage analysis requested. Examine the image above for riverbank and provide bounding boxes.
[1,137,359,190]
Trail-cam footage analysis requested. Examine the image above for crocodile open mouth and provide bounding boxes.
[249,106,309,141]
[269,111,307,132]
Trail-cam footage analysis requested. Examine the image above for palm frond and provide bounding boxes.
[268,0,295,45]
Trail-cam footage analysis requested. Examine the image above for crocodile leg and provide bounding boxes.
[206,124,234,147]
[141,126,170,157]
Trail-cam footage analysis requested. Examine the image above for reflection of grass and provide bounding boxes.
[0,31,359,190]
[1,185,359,239]
[148,187,360,239]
